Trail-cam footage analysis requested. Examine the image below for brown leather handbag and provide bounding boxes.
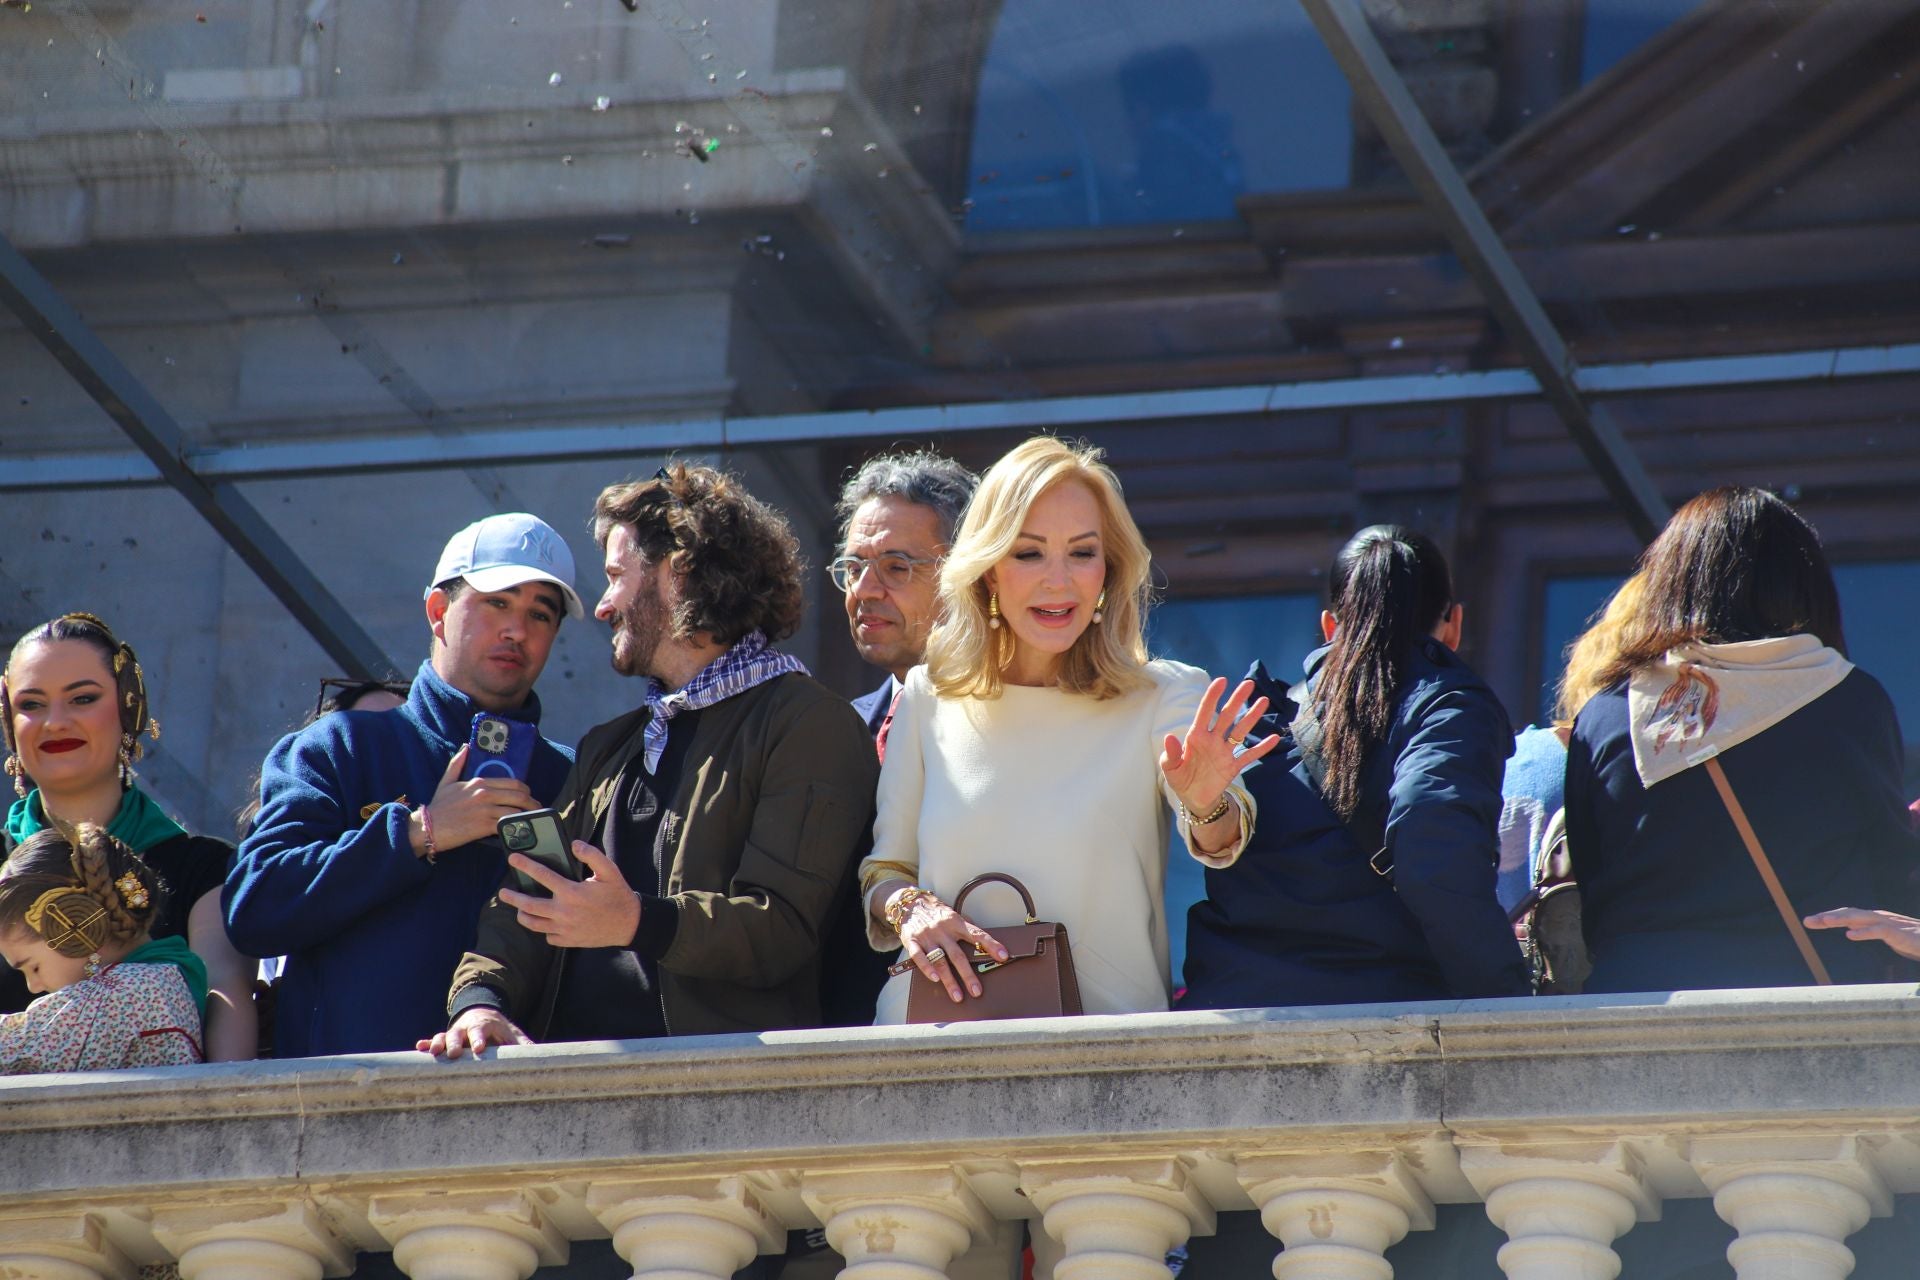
[905,873,1084,1023]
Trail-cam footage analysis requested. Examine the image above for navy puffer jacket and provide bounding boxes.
[1180,640,1530,1010]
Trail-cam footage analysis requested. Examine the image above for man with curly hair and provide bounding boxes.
[429,463,879,1052]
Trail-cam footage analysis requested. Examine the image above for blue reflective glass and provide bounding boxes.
[1147,592,1325,985]
[1537,574,1625,725]
[1832,561,1920,799]
[966,0,1351,232]
[1582,0,1709,84]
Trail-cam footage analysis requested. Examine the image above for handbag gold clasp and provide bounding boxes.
[970,944,1008,974]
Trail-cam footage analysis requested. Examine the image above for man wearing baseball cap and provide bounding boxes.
[225,514,580,1057]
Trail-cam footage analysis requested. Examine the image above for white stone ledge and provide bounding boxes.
[2,985,1918,1213]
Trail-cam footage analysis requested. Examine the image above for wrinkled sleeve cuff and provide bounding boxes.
[1181,780,1257,869]
[859,859,919,952]
[632,894,680,961]
[447,982,506,1025]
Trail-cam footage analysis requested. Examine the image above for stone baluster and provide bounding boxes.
[1689,1135,1890,1280]
[1459,1141,1658,1280]
[587,1175,785,1280]
[801,1167,997,1280]
[1020,1158,1214,1280]
[152,1200,355,1280]
[368,1190,568,1280]
[0,1214,132,1280]
[1238,1151,1435,1280]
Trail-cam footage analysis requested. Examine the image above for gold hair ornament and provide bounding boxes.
[23,886,108,953]
[113,871,150,911]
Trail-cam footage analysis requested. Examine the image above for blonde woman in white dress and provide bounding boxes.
[861,436,1282,1022]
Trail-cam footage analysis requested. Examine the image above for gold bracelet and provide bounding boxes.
[1181,794,1233,828]
[884,885,935,932]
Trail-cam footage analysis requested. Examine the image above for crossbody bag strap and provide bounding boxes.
[1702,755,1833,985]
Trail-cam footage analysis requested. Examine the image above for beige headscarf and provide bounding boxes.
[1627,634,1852,788]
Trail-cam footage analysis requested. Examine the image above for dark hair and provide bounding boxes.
[0,825,166,957]
[1601,486,1845,687]
[1312,525,1454,820]
[593,462,805,645]
[835,451,979,548]
[2,614,156,784]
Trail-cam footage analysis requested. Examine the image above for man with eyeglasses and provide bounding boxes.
[832,451,979,748]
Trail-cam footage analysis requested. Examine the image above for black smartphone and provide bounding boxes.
[496,808,577,896]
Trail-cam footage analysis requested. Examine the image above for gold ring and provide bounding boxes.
[1228,736,1245,748]
[924,947,947,965]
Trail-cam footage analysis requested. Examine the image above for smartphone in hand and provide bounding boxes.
[496,808,578,896]
[465,712,535,782]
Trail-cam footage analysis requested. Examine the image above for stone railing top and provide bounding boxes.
[5,984,1919,1209]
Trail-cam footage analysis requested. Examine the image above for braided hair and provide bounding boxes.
[0,825,167,958]
[1,613,159,790]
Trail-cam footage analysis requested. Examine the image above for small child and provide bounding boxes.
[0,824,206,1073]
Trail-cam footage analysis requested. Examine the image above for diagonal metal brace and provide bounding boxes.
[0,230,401,680]
[1294,0,1672,543]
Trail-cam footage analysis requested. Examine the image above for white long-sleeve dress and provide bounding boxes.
[862,660,1252,1023]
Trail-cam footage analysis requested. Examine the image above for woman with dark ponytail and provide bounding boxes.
[1181,525,1531,1009]
[1,824,206,1072]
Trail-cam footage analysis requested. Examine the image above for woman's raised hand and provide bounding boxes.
[1159,676,1283,814]
[893,894,1009,1005]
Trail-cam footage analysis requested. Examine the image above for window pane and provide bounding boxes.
[966,0,1350,232]
[1582,0,1710,85]
[1537,574,1626,726]
[1833,561,1920,800]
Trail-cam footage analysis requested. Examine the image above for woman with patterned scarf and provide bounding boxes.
[1,614,256,1058]
[1,823,205,1072]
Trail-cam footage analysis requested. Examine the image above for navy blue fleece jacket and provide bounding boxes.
[1181,641,1530,1010]
[224,660,573,1057]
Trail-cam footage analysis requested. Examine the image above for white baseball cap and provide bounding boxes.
[426,513,585,619]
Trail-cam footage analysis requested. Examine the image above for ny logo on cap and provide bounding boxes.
[518,528,557,568]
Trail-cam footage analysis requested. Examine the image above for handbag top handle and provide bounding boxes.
[952,872,1039,924]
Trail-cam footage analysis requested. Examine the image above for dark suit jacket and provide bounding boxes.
[851,675,898,739]
[822,673,898,1026]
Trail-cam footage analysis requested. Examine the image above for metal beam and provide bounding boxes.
[5,343,1917,492]
[1293,0,1673,543]
[0,230,402,681]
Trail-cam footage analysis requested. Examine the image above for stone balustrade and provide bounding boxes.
[3,985,1918,1279]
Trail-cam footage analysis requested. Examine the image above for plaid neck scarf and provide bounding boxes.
[641,631,808,773]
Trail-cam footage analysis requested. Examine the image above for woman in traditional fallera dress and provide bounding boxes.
[0,613,254,1059]
[1,824,205,1074]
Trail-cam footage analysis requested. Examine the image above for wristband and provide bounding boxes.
[417,804,437,864]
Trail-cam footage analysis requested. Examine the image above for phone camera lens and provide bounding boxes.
[502,821,532,850]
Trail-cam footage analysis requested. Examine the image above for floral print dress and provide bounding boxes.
[0,961,203,1074]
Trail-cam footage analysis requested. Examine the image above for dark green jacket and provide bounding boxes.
[448,672,877,1039]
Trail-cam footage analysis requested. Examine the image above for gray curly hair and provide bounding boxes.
[835,450,979,547]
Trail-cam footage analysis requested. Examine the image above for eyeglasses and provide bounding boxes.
[828,552,941,593]
[314,678,412,717]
